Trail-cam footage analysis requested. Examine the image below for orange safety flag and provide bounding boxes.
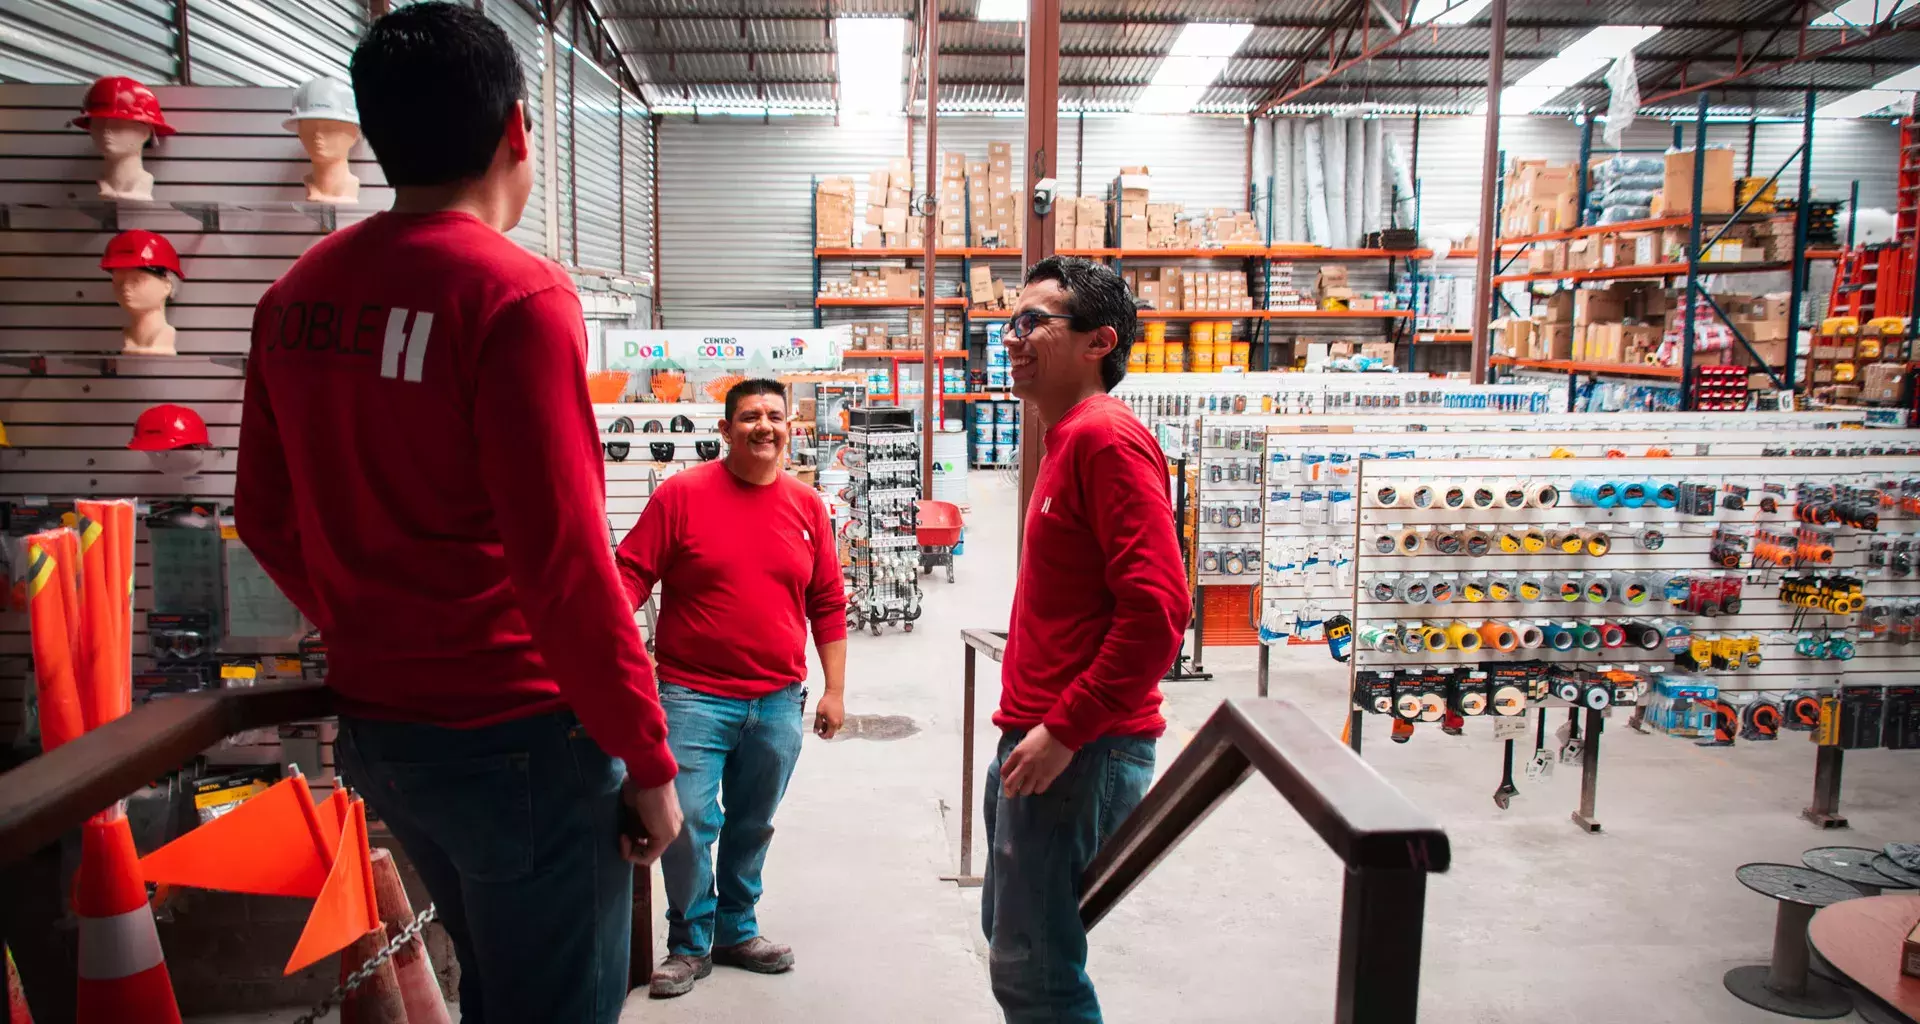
[139,775,335,898]
[25,532,85,752]
[285,799,381,975]
[314,787,350,856]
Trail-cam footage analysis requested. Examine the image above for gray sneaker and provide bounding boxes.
[712,936,795,974]
[648,954,713,998]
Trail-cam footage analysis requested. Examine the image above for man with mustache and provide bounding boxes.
[615,378,849,999]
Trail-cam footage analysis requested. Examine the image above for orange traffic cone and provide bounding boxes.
[370,848,452,1024]
[74,816,179,1023]
[337,927,407,1024]
[7,949,33,1024]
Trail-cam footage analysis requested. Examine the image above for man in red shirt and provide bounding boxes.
[615,379,848,999]
[234,6,679,1020]
[984,257,1190,1022]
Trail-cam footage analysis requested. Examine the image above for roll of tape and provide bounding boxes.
[1496,478,1528,510]
[1542,623,1575,651]
[1446,620,1484,651]
[1550,529,1585,555]
[1638,527,1666,551]
[1583,575,1614,604]
[1463,529,1492,558]
[1554,677,1583,703]
[1479,621,1520,651]
[1359,626,1399,652]
[1498,529,1524,554]
[1490,684,1527,716]
[1649,481,1679,509]
[1628,621,1664,650]
[1488,575,1515,602]
[1582,684,1612,711]
[1420,625,1450,652]
[1400,576,1432,604]
[1441,485,1468,510]
[1616,573,1651,606]
[1526,481,1560,509]
[1516,575,1545,602]
[1583,529,1612,558]
[1598,622,1626,648]
[1458,690,1489,716]
[1396,528,1422,556]
[1409,484,1438,510]
[1574,623,1603,650]
[1521,528,1549,554]
[1515,622,1545,649]
[1428,577,1454,604]
[1470,482,1498,510]
[1418,692,1447,722]
[1370,578,1399,602]
[1461,576,1488,603]
[1552,574,1582,603]
[1428,528,1465,556]
[1372,532,1401,556]
[1374,484,1409,508]
[1618,480,1649,509]
[1573,479,1621,509]
[1395,693,1423,719]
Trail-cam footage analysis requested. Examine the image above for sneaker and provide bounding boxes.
[648,954,712,999]
[712,936,795,974]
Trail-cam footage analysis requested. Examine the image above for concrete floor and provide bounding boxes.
[194,469,1920,1023]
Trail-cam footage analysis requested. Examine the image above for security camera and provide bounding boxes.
[1033,177,1058,216]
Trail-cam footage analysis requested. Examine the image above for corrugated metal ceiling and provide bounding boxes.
[598,0,1920,116]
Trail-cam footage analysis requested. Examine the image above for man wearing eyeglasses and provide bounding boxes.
[983,255,1190,1022]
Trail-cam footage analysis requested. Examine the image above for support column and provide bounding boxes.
[1468,0,1506,383]
[1017,0,1061,544]
[1789,90,1816,394]
[921,0,940,496]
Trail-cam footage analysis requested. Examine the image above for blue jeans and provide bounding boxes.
[659,681,807,957]
[981,730,1156,1023]
[336,711,630,1024]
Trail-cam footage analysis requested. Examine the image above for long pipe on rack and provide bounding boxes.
[920,0,940,498]
[1469,0,1506,382]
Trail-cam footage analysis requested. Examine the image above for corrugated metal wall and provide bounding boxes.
[0,0,179,84]
[1077,114,1249,211]
[488,0,551,255]
[620,101,654,279]
[572,41,623,273]
[553,2,577,265]
[185,0,363,87]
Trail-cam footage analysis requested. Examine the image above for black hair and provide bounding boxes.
[724,378,788,421]
[1023,255,1139,391]
[350,2,524,188]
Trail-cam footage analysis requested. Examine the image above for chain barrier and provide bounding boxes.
[291,903,438,1024]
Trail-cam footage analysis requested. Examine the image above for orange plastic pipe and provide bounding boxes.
[26,532,86,751]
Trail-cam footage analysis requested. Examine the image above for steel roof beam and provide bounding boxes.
[1639,14,1920,105]
[599,11,1865,32]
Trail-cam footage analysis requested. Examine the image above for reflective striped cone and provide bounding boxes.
[337,927,407,1024]
[369,848,451,1024]
[75,816,179,1024]
[7,949,33,1024]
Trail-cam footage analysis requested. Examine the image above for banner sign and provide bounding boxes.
[605,327,850,371]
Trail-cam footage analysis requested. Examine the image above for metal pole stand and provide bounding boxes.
[1256,644,1269,697]
[1802,745,1849,830]
[1723,863,1859,1019]
[944,629,1005,887]
[1570,707,1604,833]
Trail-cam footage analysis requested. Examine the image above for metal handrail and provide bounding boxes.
[1080,698,1451,1023]
[0,681,333,867]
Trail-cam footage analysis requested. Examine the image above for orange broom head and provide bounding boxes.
[139,775,334,899]
[25,534,85,751]
[285,799,381,975]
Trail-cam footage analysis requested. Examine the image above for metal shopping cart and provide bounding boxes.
[914,499,964,583]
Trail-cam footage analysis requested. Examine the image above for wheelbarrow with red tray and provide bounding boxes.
[914,500,964,583]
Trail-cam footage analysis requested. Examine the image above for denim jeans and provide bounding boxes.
[981,730,1156,1023]
[659,681,807,957]
[336,710,630,1024]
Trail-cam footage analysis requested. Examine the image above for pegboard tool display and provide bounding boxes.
[1347,454,1920,833]
[839,410,922,636]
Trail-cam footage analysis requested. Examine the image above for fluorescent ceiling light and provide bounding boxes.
[1495,25,1661,115]
[1812,0,1887,26]
[1815,64,1920,117]
[1132,22,1253,114]
[835,17,905,115]
[1411,0,1493,25]
[976,0,1026,20]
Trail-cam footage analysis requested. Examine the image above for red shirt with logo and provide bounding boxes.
[615,460,847,699]
[235,211,675,786]
[995,394,1190,750]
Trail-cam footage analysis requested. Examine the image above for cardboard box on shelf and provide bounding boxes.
[1541,290,1574,323]
[886,187,910,209]
[1863,363,1908,402]
[1586,322,1626,362]
[864,204,886,228]
[1121,199,1147,220]
[1741,339,1790,367]
[1663,147,1735,215]
[967,160,989,180]
[1495,317,1534,357]
[814,176,855,246]
[1076,223,1104,249]
[969,264,994,304]
[1118,215,1149,249]
[886,157,911,190]
[1567,237,1602,270]
[989,171,1012,193]
[1360,341,1395,362]
[1574,287,1628,324]
[868,169,891,193]
[880,206,908,234]
[1539,323,1576,360]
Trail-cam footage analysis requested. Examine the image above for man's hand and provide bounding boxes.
[619,777,683,866]
[999,725,1075,797]
[814,691,845,739]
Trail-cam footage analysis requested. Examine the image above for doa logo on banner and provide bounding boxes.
[605,328,847,371]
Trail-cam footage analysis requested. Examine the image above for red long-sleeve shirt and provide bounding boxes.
[616,460,848,699]
[235,211,676,787]
[995,394,1190,750]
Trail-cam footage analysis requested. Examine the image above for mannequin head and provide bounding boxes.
[296,119,361,163]
[352,3,532,231]
[112,267,174,314]
[91,117,153,158]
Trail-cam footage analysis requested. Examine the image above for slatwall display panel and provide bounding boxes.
[0,0,178,85]
[619,98,653,278]
[1378,115,1900,237]
[1076,114,1248,213]
[553,1,576,266]
[185,0,364,88]
[0,84,392,738]
[572,51,623,274]
[658,114,903,328]
[490,0,549,255]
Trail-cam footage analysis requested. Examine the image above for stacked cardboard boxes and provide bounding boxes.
[935,151,968,250]
[968,141,1022,248]
[967,263,1021,310]
[816,177,856,247]
[1500,160,1580,238]
[906,312,964,352]
[1112,167,1152,249]
[1052,197,1106,249]
[859,158,918,249]
[1120,268,1252,311]
[818,267,921,300]
[1656,146,1735,216]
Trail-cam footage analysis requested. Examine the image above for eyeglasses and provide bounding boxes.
[1007,310,1074,339]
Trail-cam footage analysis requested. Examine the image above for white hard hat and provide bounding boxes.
[285,77,359,130]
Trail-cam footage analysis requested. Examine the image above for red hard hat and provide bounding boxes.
[128,404,210,452]
[71,76,176,136]
[101,230,184,278]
